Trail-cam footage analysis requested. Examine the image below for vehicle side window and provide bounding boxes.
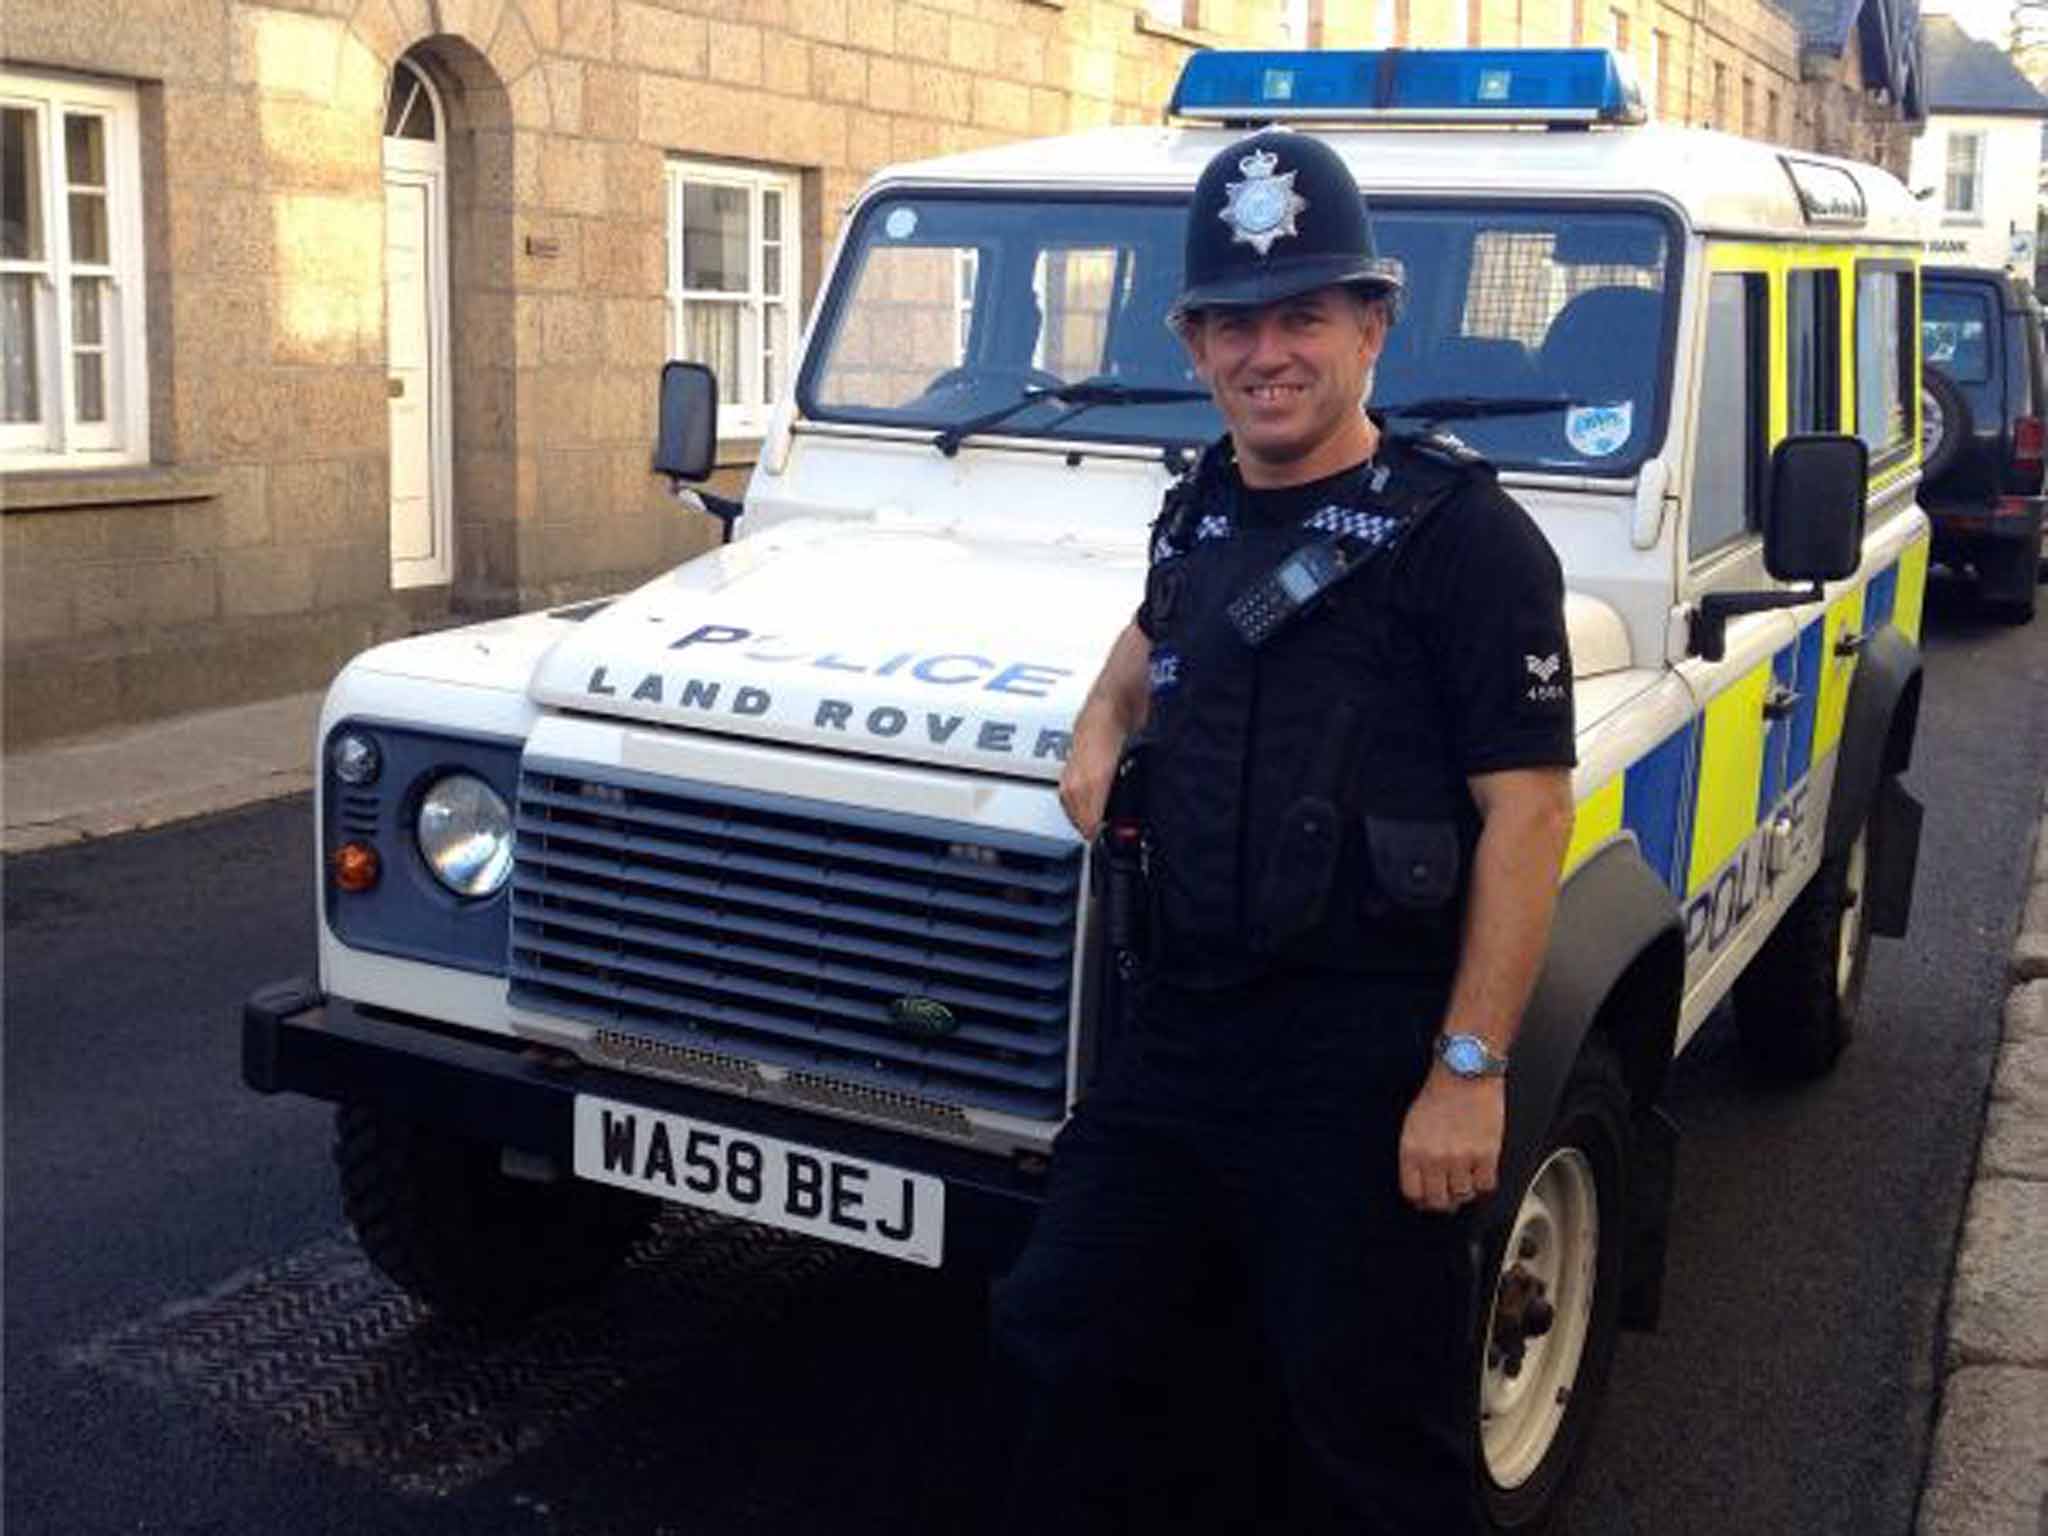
[1854,262,1917,471]
[1921,286,1993,384]
[1786,269,1841,433]
[1690,272,1766,561]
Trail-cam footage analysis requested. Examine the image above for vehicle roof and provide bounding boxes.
[873,122,1924,245]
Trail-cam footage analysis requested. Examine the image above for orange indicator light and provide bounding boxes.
[331,842,381,892]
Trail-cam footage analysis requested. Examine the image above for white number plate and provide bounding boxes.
[572,1096,946,1267]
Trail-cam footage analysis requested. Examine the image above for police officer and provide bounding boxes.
[990,128,1578,1534]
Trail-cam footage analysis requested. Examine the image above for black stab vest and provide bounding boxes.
[1137,435,1488,990]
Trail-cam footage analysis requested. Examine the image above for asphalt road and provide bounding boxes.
[5,574,2045,1536]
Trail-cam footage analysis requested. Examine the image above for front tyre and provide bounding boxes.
[1732,823,1871,1079]
[336,1104,659,1325]
[1478,1041,1630,1534]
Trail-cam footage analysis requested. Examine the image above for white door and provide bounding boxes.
[382,60,451,589]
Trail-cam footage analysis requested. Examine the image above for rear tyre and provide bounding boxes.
[336,1104,659,1325]
[1477,1041,1630,1534]
[1733,823,1871,1079]
[1919,365,1969,484]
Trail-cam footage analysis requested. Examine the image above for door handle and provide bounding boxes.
[1834,629,1866,658]
[1762,684,1801,720]
[388,376,405,399]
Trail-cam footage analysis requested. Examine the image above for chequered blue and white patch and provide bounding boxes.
[1196,514,1233,542]
[1151,531,1182,564]
[1303,506,1405,545]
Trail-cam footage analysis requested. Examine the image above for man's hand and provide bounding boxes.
[1058,728,1122,840]
[1399,1066,1505,1214]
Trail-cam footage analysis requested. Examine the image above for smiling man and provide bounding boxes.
[991,129,1579,1534]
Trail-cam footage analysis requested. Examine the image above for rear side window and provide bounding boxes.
[1855,262,1916,470]
[1922,285,1993,384]
[1691,272,1766,560]
[1786,269,1841,433]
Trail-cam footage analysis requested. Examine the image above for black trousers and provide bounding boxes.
[990,971,1482,1536]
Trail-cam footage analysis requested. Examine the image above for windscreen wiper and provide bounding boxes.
[933,378,1212,457]
[1375,395,1575,425]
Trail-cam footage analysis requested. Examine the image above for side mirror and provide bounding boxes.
[654,360,719,482]
[1690,434,1869,663]
[652,360,744,542]
[1763,433,1867,583]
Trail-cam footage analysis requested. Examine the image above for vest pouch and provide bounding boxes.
[1249,795,1343,955]
[1362,815,1461,910]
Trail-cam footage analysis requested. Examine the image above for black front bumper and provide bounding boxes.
[243,981,1047,1270]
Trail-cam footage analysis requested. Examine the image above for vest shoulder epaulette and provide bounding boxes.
[1384,426,1494,475]
[1151,433,1235,557]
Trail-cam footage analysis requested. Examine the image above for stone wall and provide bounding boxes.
[0,0,1293,748]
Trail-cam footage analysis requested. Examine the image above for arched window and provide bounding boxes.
[383,58,441,143]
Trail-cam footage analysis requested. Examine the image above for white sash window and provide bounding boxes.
[2,71,148,469]
[665,160,801,440]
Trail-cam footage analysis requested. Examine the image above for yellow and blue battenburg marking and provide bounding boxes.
[1563,537,1927,921]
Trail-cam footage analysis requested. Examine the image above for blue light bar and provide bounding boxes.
[1168,48,1647,127]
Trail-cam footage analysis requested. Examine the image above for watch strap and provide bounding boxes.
[1436,1031,1510,1078]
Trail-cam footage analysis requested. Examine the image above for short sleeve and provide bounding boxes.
[1134,494,1184,641]
[1411,483,1577,774]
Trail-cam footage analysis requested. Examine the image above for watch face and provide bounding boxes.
[1444,1037,1483,1074]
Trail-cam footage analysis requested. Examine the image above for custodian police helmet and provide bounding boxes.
[1172,128,1404,321]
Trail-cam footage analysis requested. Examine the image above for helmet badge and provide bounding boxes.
[1218,147,1307,258]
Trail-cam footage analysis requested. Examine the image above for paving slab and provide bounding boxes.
[1917,1366,2048,1536]
[1979,1098,2048,1183]
[3,692,323,855]
[2014,930,2048,982]
[2006,982,2048,1043]
[1947,1178,2048,1369]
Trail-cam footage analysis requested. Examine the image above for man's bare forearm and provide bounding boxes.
[1441,769,1575,1053]
[1058,622,1153,836]
[1076,622,1153,743]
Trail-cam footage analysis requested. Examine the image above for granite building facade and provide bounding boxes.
[1,0,1915,747]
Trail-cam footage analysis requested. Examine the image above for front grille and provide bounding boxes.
[508,764,1082,1121]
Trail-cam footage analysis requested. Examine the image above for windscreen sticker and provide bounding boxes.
[1565,402,1633,458]
[884,207,918,240]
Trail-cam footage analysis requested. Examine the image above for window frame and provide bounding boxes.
[664,158,802,440]
[1942,130,1984,221]
[1,70,149,471]
[1784,267,1842,435]
[1852,258,1917,479]
[1687,268,1769,566]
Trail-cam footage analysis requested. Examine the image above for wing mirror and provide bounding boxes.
[1763,434,1867,583]
[1690,434,1868,662]
[654,361,743,541]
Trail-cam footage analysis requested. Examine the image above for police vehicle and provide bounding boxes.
[244,47,1929,1531]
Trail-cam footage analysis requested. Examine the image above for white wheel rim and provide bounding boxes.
[1481,1146,1600,1491]
[1837,830,1869,999]
[1921,388,1943,459]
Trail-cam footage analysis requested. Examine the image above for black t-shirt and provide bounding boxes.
[1136,445,1576,775]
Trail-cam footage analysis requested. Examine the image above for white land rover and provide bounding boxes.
[244,48,1932,1529]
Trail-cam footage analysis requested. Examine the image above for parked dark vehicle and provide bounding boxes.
[1919,266,2046,623]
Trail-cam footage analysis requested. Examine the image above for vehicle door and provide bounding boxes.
[1672,251,1804,1013]
[1922,275,2003,505]
[1770,253,1931,936]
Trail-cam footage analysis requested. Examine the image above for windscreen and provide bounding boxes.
[799,192,1677,474]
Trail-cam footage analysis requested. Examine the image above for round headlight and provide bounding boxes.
[332,731,381,786]
[416,774,514,897]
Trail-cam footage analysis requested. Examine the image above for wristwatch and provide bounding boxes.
[1435,1032,1511,1079]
